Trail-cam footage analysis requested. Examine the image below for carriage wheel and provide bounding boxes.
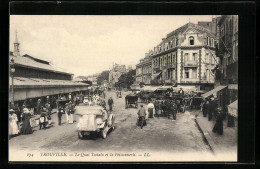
[101,128,108,139]
[78,131,84,139]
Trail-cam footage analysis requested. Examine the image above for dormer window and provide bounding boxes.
[189,36,194,45]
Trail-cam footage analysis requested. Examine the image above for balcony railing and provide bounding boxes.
[153,66,161,71]
[184,60,198,67]
[166,63,176,69]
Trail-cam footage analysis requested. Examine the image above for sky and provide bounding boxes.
[10,15,217,77]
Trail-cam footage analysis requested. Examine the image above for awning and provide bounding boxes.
[228,84,238,90]
[227,100,238,117]
[141,86,157,92]
[153,71,162,78]
[201,85,227,98]
[156,86,172,91]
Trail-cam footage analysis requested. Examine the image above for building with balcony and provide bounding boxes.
[217,15,238,85]
[135,50,153,84]
[150,19,219,90]
[216,15,238,114]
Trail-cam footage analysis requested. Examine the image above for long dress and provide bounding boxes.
[9,114,19,135]
[20,113,33,135]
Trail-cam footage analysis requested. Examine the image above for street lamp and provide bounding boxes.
[10,58,15,105]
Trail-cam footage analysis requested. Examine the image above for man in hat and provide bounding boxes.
[36,99,42,115]
[68,101,75,124]
[39,107,48,130]
[108,97,114,111]
[137,105,146,129]
[57,105,63,126]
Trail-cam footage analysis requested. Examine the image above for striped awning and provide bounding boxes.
[201,85,227,98]
[227,100,238,117]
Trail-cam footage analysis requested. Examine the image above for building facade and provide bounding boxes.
[217,15,238,85]
[216,15,238,107]
[108,63,127,89]
[150,21,219,90]
[135,50,153,84]
[9,32,89,106]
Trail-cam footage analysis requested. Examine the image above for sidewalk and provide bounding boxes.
[194,110,237,154]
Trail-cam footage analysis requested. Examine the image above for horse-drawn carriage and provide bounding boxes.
[125,93,138,109]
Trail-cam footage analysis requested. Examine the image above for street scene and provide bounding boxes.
[9,15,238,162]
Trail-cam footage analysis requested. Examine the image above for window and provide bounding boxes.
[176,39,179,46]
[184,53,189,61]
[192,53,197,61]
[192,69,197,78]
[185,69,189,78]
[189,36,194,45]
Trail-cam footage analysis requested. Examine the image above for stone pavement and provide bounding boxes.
[194,109,237,154]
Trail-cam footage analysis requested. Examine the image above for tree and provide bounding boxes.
[97,70,110,86]
[117,69,136,89]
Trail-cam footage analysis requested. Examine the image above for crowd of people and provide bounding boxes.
[201,94,225,135]
[136,88,225,135]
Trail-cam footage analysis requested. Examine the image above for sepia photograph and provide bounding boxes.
[8,14,238,162]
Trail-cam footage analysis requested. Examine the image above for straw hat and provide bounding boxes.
[9,109,14,112]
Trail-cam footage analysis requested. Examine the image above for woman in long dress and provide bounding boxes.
[9,109,19,136]
[20,108,33,135]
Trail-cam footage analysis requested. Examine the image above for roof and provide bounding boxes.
[201,85,227,98]
[126,93,138,97]
[75,106,105,116]
[10,54,73,75]
[10,77,90,88]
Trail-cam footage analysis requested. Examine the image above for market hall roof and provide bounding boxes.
[9,77,90,89]
[9,52,73,75]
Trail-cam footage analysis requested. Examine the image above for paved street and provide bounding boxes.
[10,91,210,156]
[9,92,214,161]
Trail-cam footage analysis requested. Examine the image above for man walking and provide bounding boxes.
[57,106,63,126]
[137,105,146,129]
[108,97,114,111]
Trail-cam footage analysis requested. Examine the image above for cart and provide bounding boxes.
[125,93,138,109]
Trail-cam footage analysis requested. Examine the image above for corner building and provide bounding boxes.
[151,22,219,90]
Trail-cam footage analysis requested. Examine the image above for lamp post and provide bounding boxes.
[10,58,15,105]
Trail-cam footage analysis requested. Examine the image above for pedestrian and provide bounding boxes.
[108,97,114,111]
[137,105,146,129]
[20,108,33,134]
[57,106,63,126]
[13,103,21,123]
[171,102,177,121]
[65,103,69,123]
[208,96,217,121]
[68,101,75,124]
[39,108,48,130]
[154,100,159,118]
[202,99,208,117]
[36,99,42,115]
[9,109,19,136]
[147,101,155,118]
[178,88,185,98]
[212,108,224,135]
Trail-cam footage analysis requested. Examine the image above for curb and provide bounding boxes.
[194,118,215,153]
